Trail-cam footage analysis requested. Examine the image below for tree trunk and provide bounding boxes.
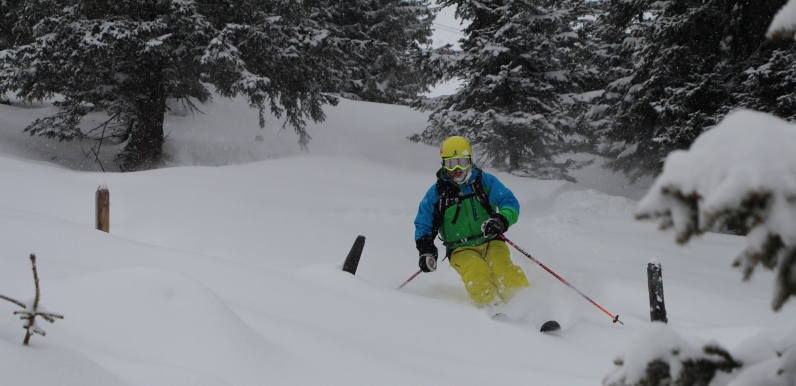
[119,69,166,171]
[509,145,521,171]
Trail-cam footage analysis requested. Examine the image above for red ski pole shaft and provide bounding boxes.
[397,269,423,290]
[499,235,623,325]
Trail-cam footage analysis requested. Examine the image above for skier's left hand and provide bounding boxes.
[481,213,508,238]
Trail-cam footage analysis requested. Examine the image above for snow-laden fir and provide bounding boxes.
[637,110,796,312]
[769,0,796,40]
[1,91,796,385]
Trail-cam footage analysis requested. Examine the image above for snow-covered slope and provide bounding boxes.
[1,95,794,385]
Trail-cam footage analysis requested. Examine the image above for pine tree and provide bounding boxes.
[0,0,14,50]
[584,0,646,154]
[0,0,434,171]
[0,0,54,49]
[595,0,791,180]
[735,41,796,121]
[308,0,435,104]
[1,0,216,170]
[200,1,341,152]
[411,0,597,181]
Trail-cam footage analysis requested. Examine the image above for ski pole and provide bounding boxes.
[397,269,422,290]
[499,235,623,325]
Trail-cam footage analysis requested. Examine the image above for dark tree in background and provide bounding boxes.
[0,0,15,50]
[1,0,217,170]
[308,0,435,105]
[0,0,56,50]
[735,40,796,121]
[0,0,435,171]
[201,0,340,152]
[593,0,792,181]
[411,0,598,182]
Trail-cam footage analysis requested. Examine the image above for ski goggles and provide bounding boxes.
[442,156,471,171]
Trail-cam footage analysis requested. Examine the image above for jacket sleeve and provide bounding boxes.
[414,184,439,241]
[481,171,520,226]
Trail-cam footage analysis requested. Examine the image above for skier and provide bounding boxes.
[414,136,530,308]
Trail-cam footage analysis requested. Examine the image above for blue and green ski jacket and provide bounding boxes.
[414,167,520,250]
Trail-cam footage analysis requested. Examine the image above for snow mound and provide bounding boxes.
[48,267,281,385]
[0,339,128,385]
[552,189,636,218]
[729,323,796,386]
[0,94,436,172]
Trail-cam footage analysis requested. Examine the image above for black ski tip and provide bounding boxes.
[540,320,561,333]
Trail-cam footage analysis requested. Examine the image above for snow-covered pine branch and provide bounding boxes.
[768,0,796,40]
[605,316,796,386]
[604,323,740,386]
[636,110,796,311]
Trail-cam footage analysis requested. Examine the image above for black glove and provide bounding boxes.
[481,213,509,238]
[416,235,438,273]
[419,253,437,272]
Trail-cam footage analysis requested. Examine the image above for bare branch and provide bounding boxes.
[83,114,119,137]
[0,294,25,309]
[79,114,121,172]
[31,254,40,311]
[1,254,64,345]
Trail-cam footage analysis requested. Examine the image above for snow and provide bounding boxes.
[571,90,605,103]
[1,96,796,385]
[424,2,468,98]
[604,322,711,385]
[767,0,796,40]
[637,110,796,258]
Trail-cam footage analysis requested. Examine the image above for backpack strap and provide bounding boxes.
[472,169,495,217]
[432,173,459,236]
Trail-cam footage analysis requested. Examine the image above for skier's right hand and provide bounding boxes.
[419,253,437,272]
[416,235,438,272]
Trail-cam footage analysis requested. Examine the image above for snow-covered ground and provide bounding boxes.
[1,93,795,385]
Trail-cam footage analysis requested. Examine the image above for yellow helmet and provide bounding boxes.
[440,136,472,159]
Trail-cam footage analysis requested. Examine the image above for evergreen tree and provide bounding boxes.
[0,0,14,50]
[411,0,597,181]
[201,0,341,152]
[1,0,217,170]
[595,0,791,180]
[583,0,646,154]
[736,41,796,121]
[0,0,434,171]
[308,0,435,104]
[0,0,54,49]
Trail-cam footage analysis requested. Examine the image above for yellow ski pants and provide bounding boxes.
[450,240,530,306]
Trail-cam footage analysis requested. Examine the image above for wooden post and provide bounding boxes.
[647,260,668,323]
[95,185,109,233]
[343,235,366,275]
